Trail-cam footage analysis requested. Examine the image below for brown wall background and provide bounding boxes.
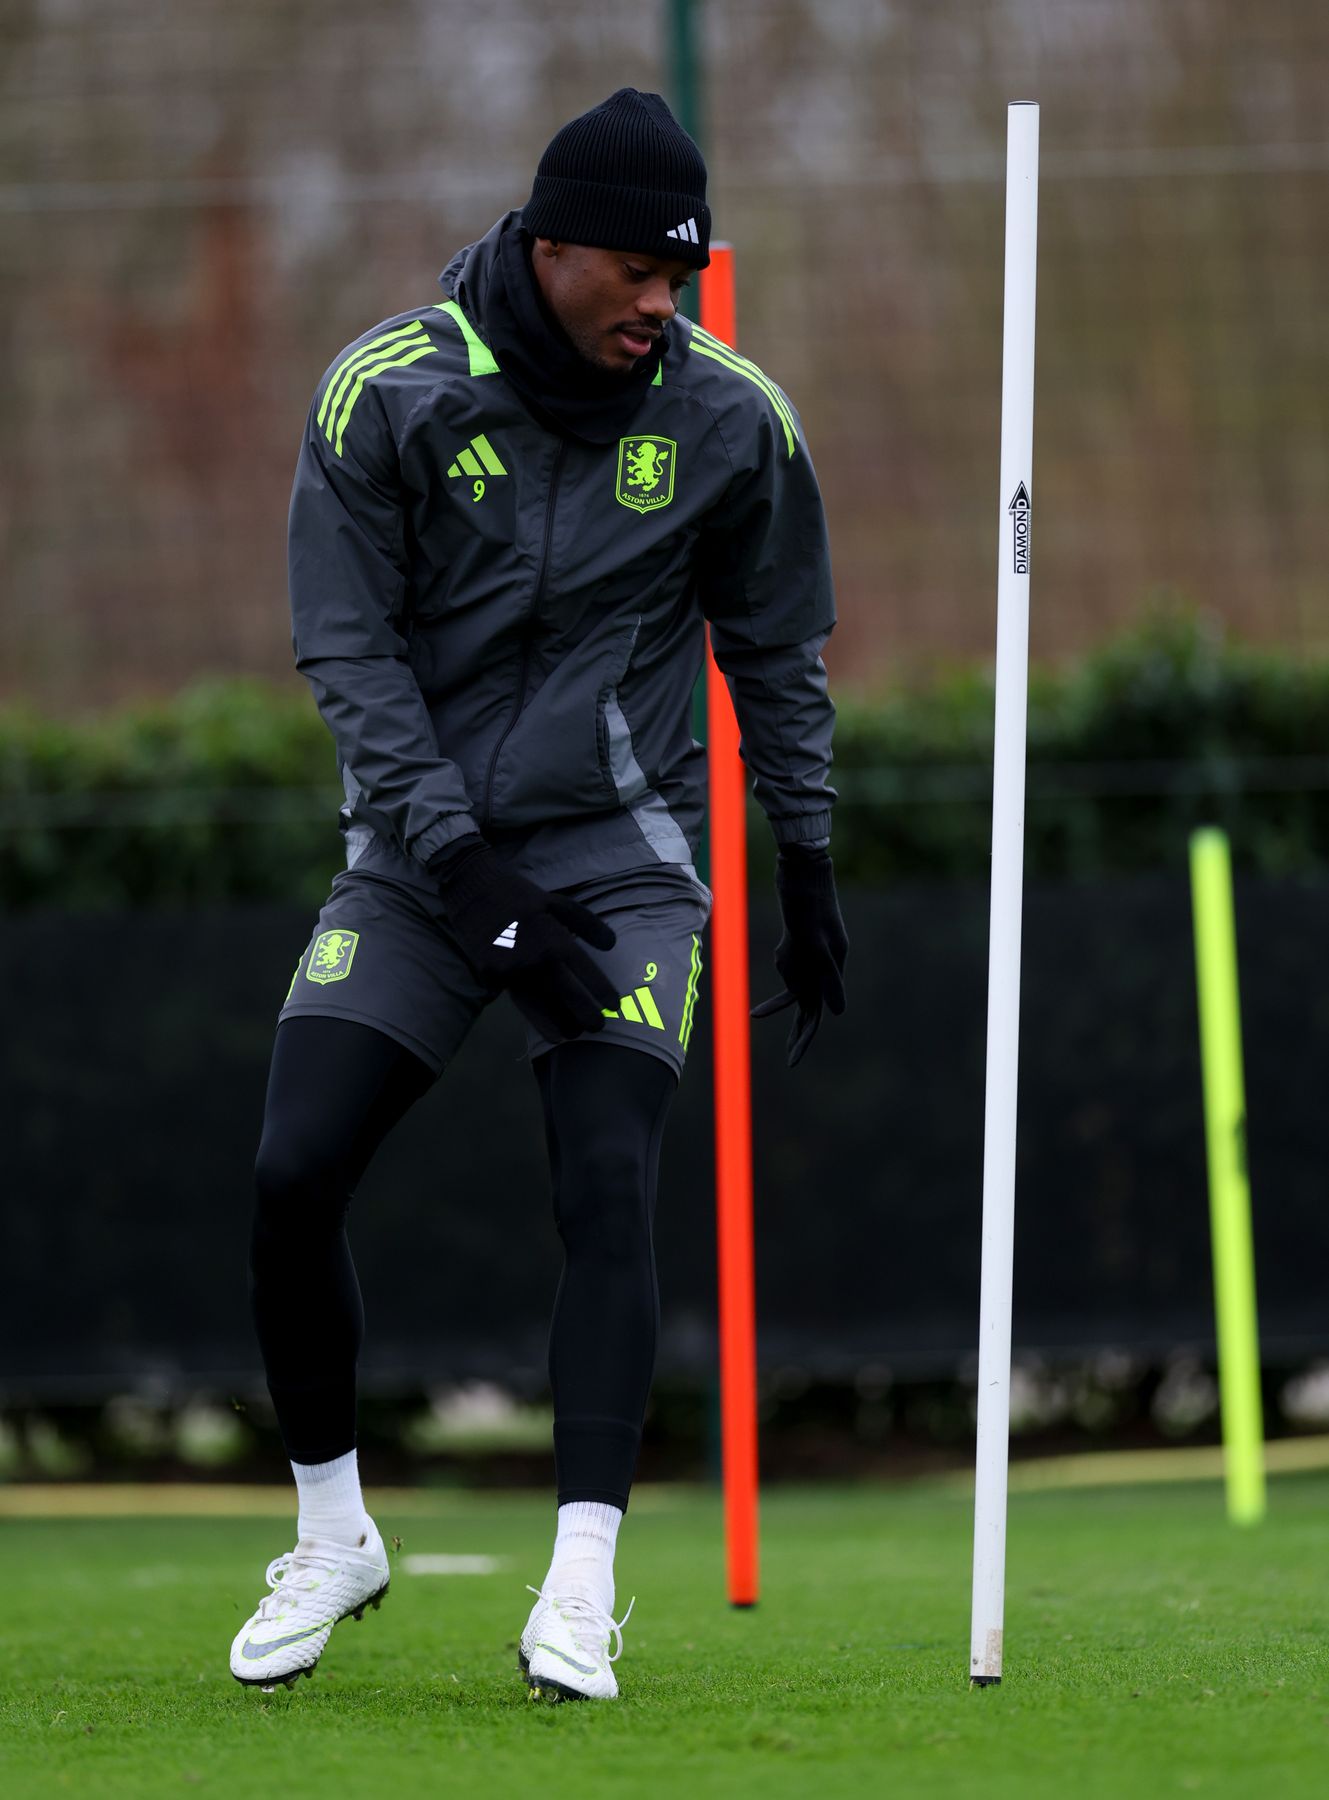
[2,0,1326,708]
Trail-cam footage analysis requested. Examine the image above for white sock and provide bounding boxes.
[291,1449,370,1547]
[543,1501,622,1613]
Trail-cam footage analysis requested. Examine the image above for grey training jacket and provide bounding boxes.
[288,213,837,895]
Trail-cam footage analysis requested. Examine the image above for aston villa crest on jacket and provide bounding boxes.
[616,436,676,513]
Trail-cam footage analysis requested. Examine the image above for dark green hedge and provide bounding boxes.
[829,614,1329,884]
[0,682,337,912]
[3,616,1329,911]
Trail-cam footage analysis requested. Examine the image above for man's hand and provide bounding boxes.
[751,844,848,1067]
[431,838,619,1041]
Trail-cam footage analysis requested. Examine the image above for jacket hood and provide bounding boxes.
[438,212,517,320]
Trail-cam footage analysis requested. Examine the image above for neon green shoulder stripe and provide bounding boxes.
[435,300,501,376]
[692,326,797,431]
[318,320,430,432]
[331,342,440,455]
[688,326,798,458]
[691,326,798,451]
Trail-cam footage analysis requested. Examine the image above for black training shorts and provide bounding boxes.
[278,863,710,1079]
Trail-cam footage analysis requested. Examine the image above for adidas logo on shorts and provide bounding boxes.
[602,986,665,1029]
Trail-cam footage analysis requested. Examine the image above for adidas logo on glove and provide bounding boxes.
[493,921,518,950]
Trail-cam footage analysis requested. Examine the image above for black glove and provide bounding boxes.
[751,844,848,1067]
[430,838,619,1042]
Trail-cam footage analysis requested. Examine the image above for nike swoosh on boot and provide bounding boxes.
[535,1642,598,1676]
[239,1623,330,1660]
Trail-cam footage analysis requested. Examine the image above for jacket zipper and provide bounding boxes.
[480,439,567,829]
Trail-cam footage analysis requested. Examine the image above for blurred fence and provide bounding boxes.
[5,878,1327,1401]
[3,0,1328,707]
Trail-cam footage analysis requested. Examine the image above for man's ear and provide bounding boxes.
[532,237,560,259]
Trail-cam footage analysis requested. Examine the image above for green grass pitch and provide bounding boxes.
[0,1477,1325,1798]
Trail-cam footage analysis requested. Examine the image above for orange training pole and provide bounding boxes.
[701,244,759,1608]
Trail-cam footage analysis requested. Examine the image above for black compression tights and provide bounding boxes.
[250,1018,434,1465]
[250,1017,676,1508]
[535,1042,675,1508]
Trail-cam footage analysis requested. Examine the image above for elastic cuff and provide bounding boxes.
[769,809,833,847]
[411,811,484,867]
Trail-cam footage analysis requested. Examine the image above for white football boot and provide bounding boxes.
[230,1520,390,1690]
[519,1584,635,1702]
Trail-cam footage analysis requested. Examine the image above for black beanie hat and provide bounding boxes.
[522,87,711,269]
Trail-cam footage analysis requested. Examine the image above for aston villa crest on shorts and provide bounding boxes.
[305,928,360,985]
[616,436,676,513]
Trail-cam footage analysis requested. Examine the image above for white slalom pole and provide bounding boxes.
[969,101,1039,1689]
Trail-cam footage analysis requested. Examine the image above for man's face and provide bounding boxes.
[530,240,695,373]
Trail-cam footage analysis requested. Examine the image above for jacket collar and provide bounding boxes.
[439,214,669,445]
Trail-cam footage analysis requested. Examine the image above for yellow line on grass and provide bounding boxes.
[984,1434,1329,1495]
[0,1480,678,1520]
[0,1484,444,1519]
[2,1448,1328,1518]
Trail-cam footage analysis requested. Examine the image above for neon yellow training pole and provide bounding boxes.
[1188,827,1266,1525]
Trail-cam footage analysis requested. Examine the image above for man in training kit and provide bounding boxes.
[231,88,847,1702]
